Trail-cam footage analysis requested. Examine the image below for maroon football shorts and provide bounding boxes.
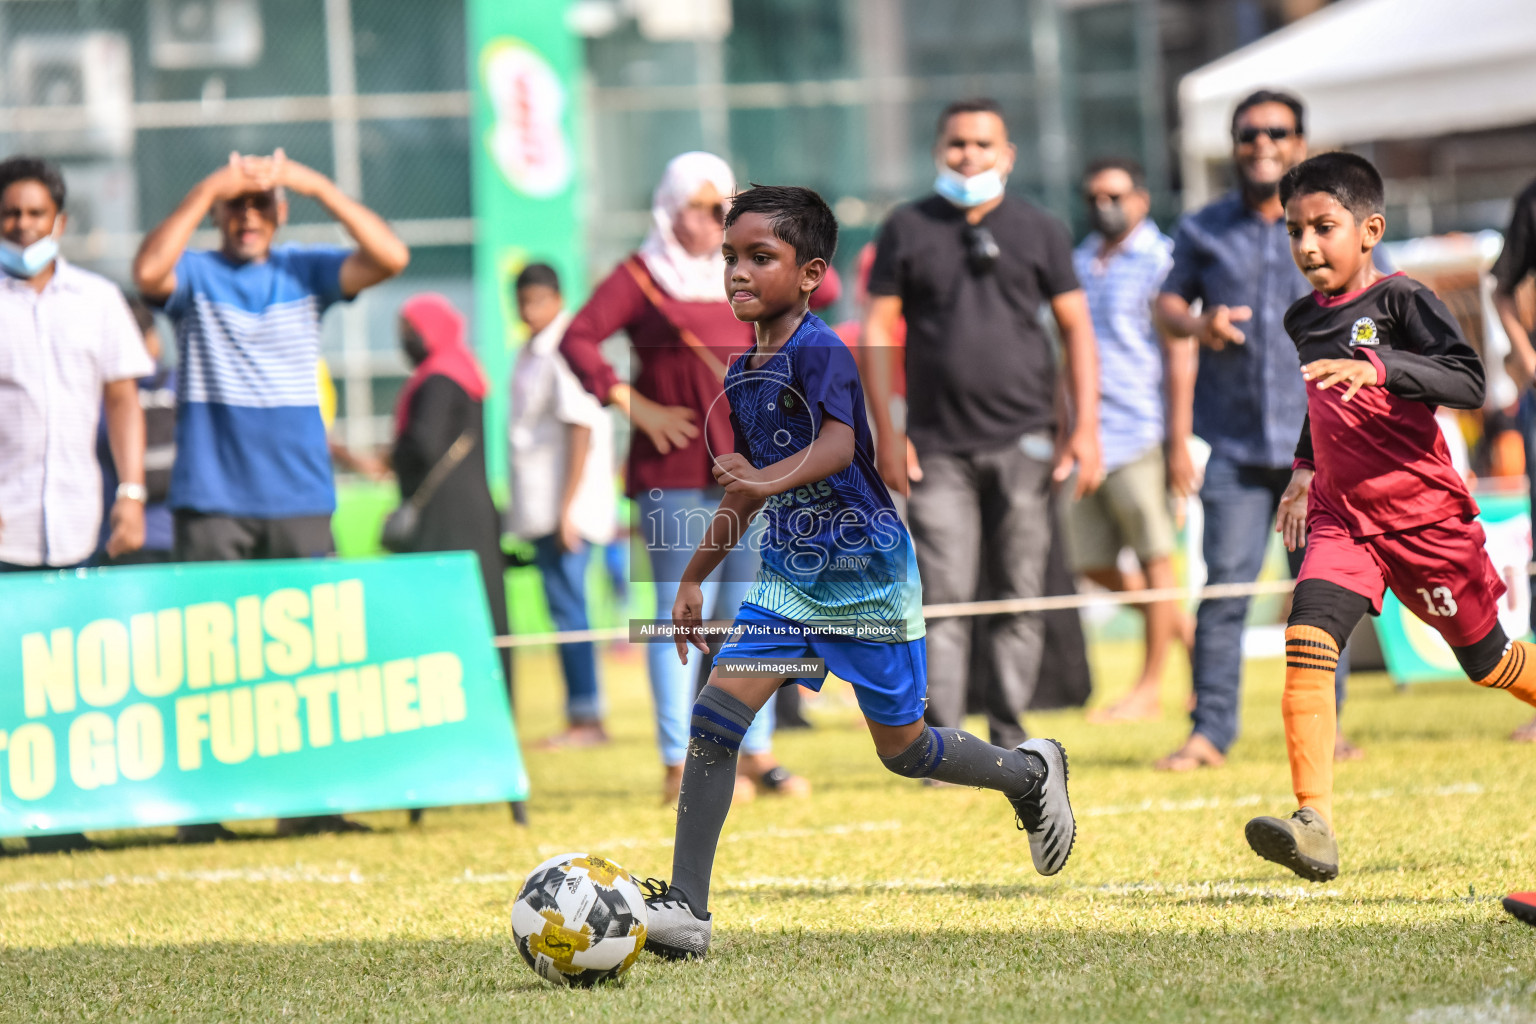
[1297,510,1506,647]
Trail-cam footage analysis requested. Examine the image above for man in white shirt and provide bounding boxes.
[0,155,151,853]
[0,155,151,571]
[508,264,616,747]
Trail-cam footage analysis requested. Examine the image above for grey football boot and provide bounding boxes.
[640,879,712,960]
[1011,738,1077,876]
[1244,807,1339,882]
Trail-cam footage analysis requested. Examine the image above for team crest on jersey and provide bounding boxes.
[1349,317,1379,347]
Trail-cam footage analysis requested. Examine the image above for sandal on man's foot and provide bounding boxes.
[1333,733,1365,762]
[756,766,811,797]
[535,723,610,750]
[1154,733,1226,772]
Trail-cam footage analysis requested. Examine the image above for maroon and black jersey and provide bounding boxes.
[1284,271,1483,538]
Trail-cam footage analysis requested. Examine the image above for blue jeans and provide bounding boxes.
[1192,455,1349,752]
[638,487,774,764]
[532,535,602,723]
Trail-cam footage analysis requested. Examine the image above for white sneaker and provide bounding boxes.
[1011,738,1076,876]
[640,879,712,959]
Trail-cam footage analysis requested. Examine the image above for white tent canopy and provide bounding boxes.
[1178,0,1536,206]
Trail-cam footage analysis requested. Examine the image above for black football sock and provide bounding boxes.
[881,726,1046,797]
[668,685,756,918]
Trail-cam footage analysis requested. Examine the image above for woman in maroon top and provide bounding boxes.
[561,152,807,804]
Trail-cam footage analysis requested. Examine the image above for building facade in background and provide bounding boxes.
[0,0,1447,453]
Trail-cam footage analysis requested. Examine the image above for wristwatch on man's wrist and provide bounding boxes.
[116,482,148,503]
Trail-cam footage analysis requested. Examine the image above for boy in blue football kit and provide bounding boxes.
[641,185,1076,959]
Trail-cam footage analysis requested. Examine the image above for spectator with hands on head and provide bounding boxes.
[131,148,407,842]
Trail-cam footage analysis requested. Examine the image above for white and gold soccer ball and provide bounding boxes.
[510,852,648,987]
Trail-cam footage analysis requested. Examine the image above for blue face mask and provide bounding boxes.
[934,165,1006,208]
[0,231,60,279]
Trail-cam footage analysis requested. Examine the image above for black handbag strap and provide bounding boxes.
[407,430,477,512]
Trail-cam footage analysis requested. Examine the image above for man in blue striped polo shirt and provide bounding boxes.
[134,149,408,562]
[1065,157,1188,725]
[133,149,408,841]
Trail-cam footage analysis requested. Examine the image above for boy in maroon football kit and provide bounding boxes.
[1242,152,1536,882]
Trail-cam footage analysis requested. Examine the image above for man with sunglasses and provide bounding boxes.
[1154,90,1359,771]
[133,149,409,840]
[862,98,1101,750]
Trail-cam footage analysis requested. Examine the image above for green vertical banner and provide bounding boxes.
[467,0,586,491]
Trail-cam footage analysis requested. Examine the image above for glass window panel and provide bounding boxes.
[136,123,337,225]
[727,0,849,83]
[1069,2,1139,74]
[354,0,467,94]
[359,118,472,221]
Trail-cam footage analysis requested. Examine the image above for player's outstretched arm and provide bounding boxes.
[271,149,409,297]
[1368,289,1485,409]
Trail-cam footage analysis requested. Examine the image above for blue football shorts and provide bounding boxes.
[712,602,927,726]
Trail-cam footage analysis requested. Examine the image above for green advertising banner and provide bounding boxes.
[1373,491,1532,684]
[0,554,527,836]
[467,0,585,491]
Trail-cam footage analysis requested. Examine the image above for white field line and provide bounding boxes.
[0,781,1490,898]
[1082,781,1483,819]
[521,819,904,864]
[1406,983,1536,1024]
[0,863,367,895]
[719,877,1341,900]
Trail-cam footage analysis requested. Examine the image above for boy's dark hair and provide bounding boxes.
[515,262,561,294]
[1231,89,1306,137]
[1279,152,1385,221]
[936,97,1006,139]
[0,156,66,211]
[724,184,838,265]
[124,293,156,336]
[1083,156,1146,191]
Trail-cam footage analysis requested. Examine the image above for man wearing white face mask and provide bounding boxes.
[862,99,1102,749]
[0,156,152,853]
[0,156,152,575]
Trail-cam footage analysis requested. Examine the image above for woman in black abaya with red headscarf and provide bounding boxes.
[393,293,511,689]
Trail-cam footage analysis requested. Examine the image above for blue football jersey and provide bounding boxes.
[724,314,923,642]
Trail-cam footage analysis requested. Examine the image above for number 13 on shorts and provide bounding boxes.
[1414,586,1458,618]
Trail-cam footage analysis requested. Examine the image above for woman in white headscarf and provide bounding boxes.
[560,152,809,804]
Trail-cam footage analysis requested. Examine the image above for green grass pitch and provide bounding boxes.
[0,641,1533,1022]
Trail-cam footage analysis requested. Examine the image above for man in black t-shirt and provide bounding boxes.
[862,98,1102,746]
[1493,174,1536,744]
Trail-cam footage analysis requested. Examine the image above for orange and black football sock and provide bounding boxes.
[1460,627,1536,707]
[1283,625,1340,827]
